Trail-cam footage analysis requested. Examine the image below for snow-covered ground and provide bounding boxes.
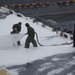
[0,14,75,75]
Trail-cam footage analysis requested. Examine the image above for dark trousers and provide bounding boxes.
[25,37,37,48]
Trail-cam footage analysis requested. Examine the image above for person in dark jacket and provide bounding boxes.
[25,23,37,48]
[73,24,75,47]
[12,22,22,33]
[11,22,22,45]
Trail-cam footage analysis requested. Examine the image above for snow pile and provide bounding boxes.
[0,14,74,67]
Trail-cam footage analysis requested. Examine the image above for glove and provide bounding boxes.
[25,33,27,35]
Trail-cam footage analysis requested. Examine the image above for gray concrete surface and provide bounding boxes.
[7,52,75,75]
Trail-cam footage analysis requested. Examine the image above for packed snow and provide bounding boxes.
[0,14,74,68]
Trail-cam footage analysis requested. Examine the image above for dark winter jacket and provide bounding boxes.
[27,26,35,38]
[12,24,18,30]
[11,30,16,34]
[12,24,21,33]
[17,25,21,32]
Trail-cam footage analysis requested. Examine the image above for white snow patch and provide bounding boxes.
[47,68,64,75]
[67,73,73,75]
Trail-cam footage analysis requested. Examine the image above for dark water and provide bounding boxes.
[57,21,75,32]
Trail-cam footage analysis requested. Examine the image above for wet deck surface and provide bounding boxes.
[7,52,75,75]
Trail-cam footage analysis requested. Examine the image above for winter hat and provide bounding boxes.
[18,22,22,25]
[25,23,30,27]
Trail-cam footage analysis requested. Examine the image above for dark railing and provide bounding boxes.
[34,16,75,34]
